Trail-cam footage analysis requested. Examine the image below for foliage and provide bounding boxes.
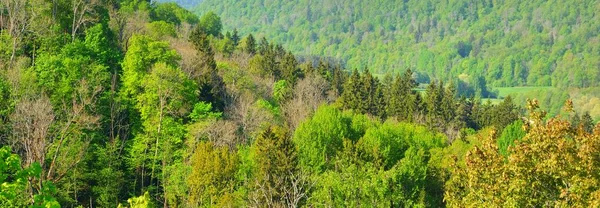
[0,146,60,208]
[497,120,526,156]
[196,0,600,88]
[4,0,599,207]
[198,11,222,37]
[446,100,600,207]
[187,141,238,206]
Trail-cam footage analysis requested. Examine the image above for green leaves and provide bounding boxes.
[120,35,180,104]
[0,147,60,208]
[198,11,223,37]
[189,102,222,122]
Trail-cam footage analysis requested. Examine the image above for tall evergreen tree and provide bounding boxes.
[386,69,418,121]
[251,126,301,207]
[190,26,226,110]
[280,51,301,84]
[491,96,519,131]
[231,28,240,47]
[581,112,594,133]
[243,34,257,55]
[341,69,362,112]
[258,37,270,55]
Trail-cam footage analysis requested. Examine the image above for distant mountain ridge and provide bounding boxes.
[191,0,600,88]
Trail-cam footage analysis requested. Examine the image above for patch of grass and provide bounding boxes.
[493,87,555,98]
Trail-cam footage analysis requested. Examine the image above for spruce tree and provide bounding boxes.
[251,126,300,206]
[386,69,418,121]
[244,34,257,54]
[231,28,240,46]
[280,51,300,84]
[189,26,226,110]
[341,69,362,112]
[581,112,594,133]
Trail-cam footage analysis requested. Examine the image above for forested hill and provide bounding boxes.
[2,0,600,207]
[192,0,600,88]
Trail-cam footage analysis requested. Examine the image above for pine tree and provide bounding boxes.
[258,37,270,55]
[581,112,594,133]
[280,52,300,84]
[251,126,300,207]
[386,69,418,121]
[492,96,519,131]
[243,34,256,54]
[189,26,226,110]
[441,82,457,123]
[330,63,346,96]
[341,69,362,112]
[231,28,240,47]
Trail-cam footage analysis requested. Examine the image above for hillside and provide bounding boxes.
[192,0,600,88]
[1,0,600,207]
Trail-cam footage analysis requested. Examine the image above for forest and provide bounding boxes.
[192,0,600,121]
[1,0,600,207]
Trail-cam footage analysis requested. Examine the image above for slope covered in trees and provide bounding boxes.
[1,0,599,207]
[193,0,600,88]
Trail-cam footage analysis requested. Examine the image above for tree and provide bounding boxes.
[446,100,600,207]
[198,11,222,37]
[385,69,418,121]
[9,95,54,168]
[492,96,519,130]
[187,141,238,207]
[293,105,349,173]
[0,146,60,207]
[129,62,197,205]
[250,126,308,207]
[280,51,301,85]
[497,120,526,156]
[340,69,362,113]
[283,74,330,131]
[120,35,180,106]
[71,0,100,41]
[581,112,594,133]
[189,26,226,110]
[241,33,256,55]
[231,28,240,46]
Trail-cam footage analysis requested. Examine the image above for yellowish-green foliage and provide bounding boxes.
[445,100,600,207]
[187,142,238,206]
[123,192,155,208]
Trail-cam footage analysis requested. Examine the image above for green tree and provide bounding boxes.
[129,63,197,205]
[241,34,256,54]
[189,27,226,110]
[251,126,305,207]
[581,112,594,133]
[385,69,418,121]
[280,52,301,84]
[293,105,350,173]
[120,35,180,106]
[340,69,363,113]
[231,28,240,46]
[187,141,238,207]
[198,11,222,37]
[0,146,60,208]
[497,120,526,156]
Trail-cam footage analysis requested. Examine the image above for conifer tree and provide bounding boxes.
[280,51,301,84]
[581,112,594,133]
[386,69,418,121]
[341,69,362,112]
[251,126,302,207]
[231,28,240,47]
[242,34,256,54]
[189,26,226,110]
[258,37,270,55]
